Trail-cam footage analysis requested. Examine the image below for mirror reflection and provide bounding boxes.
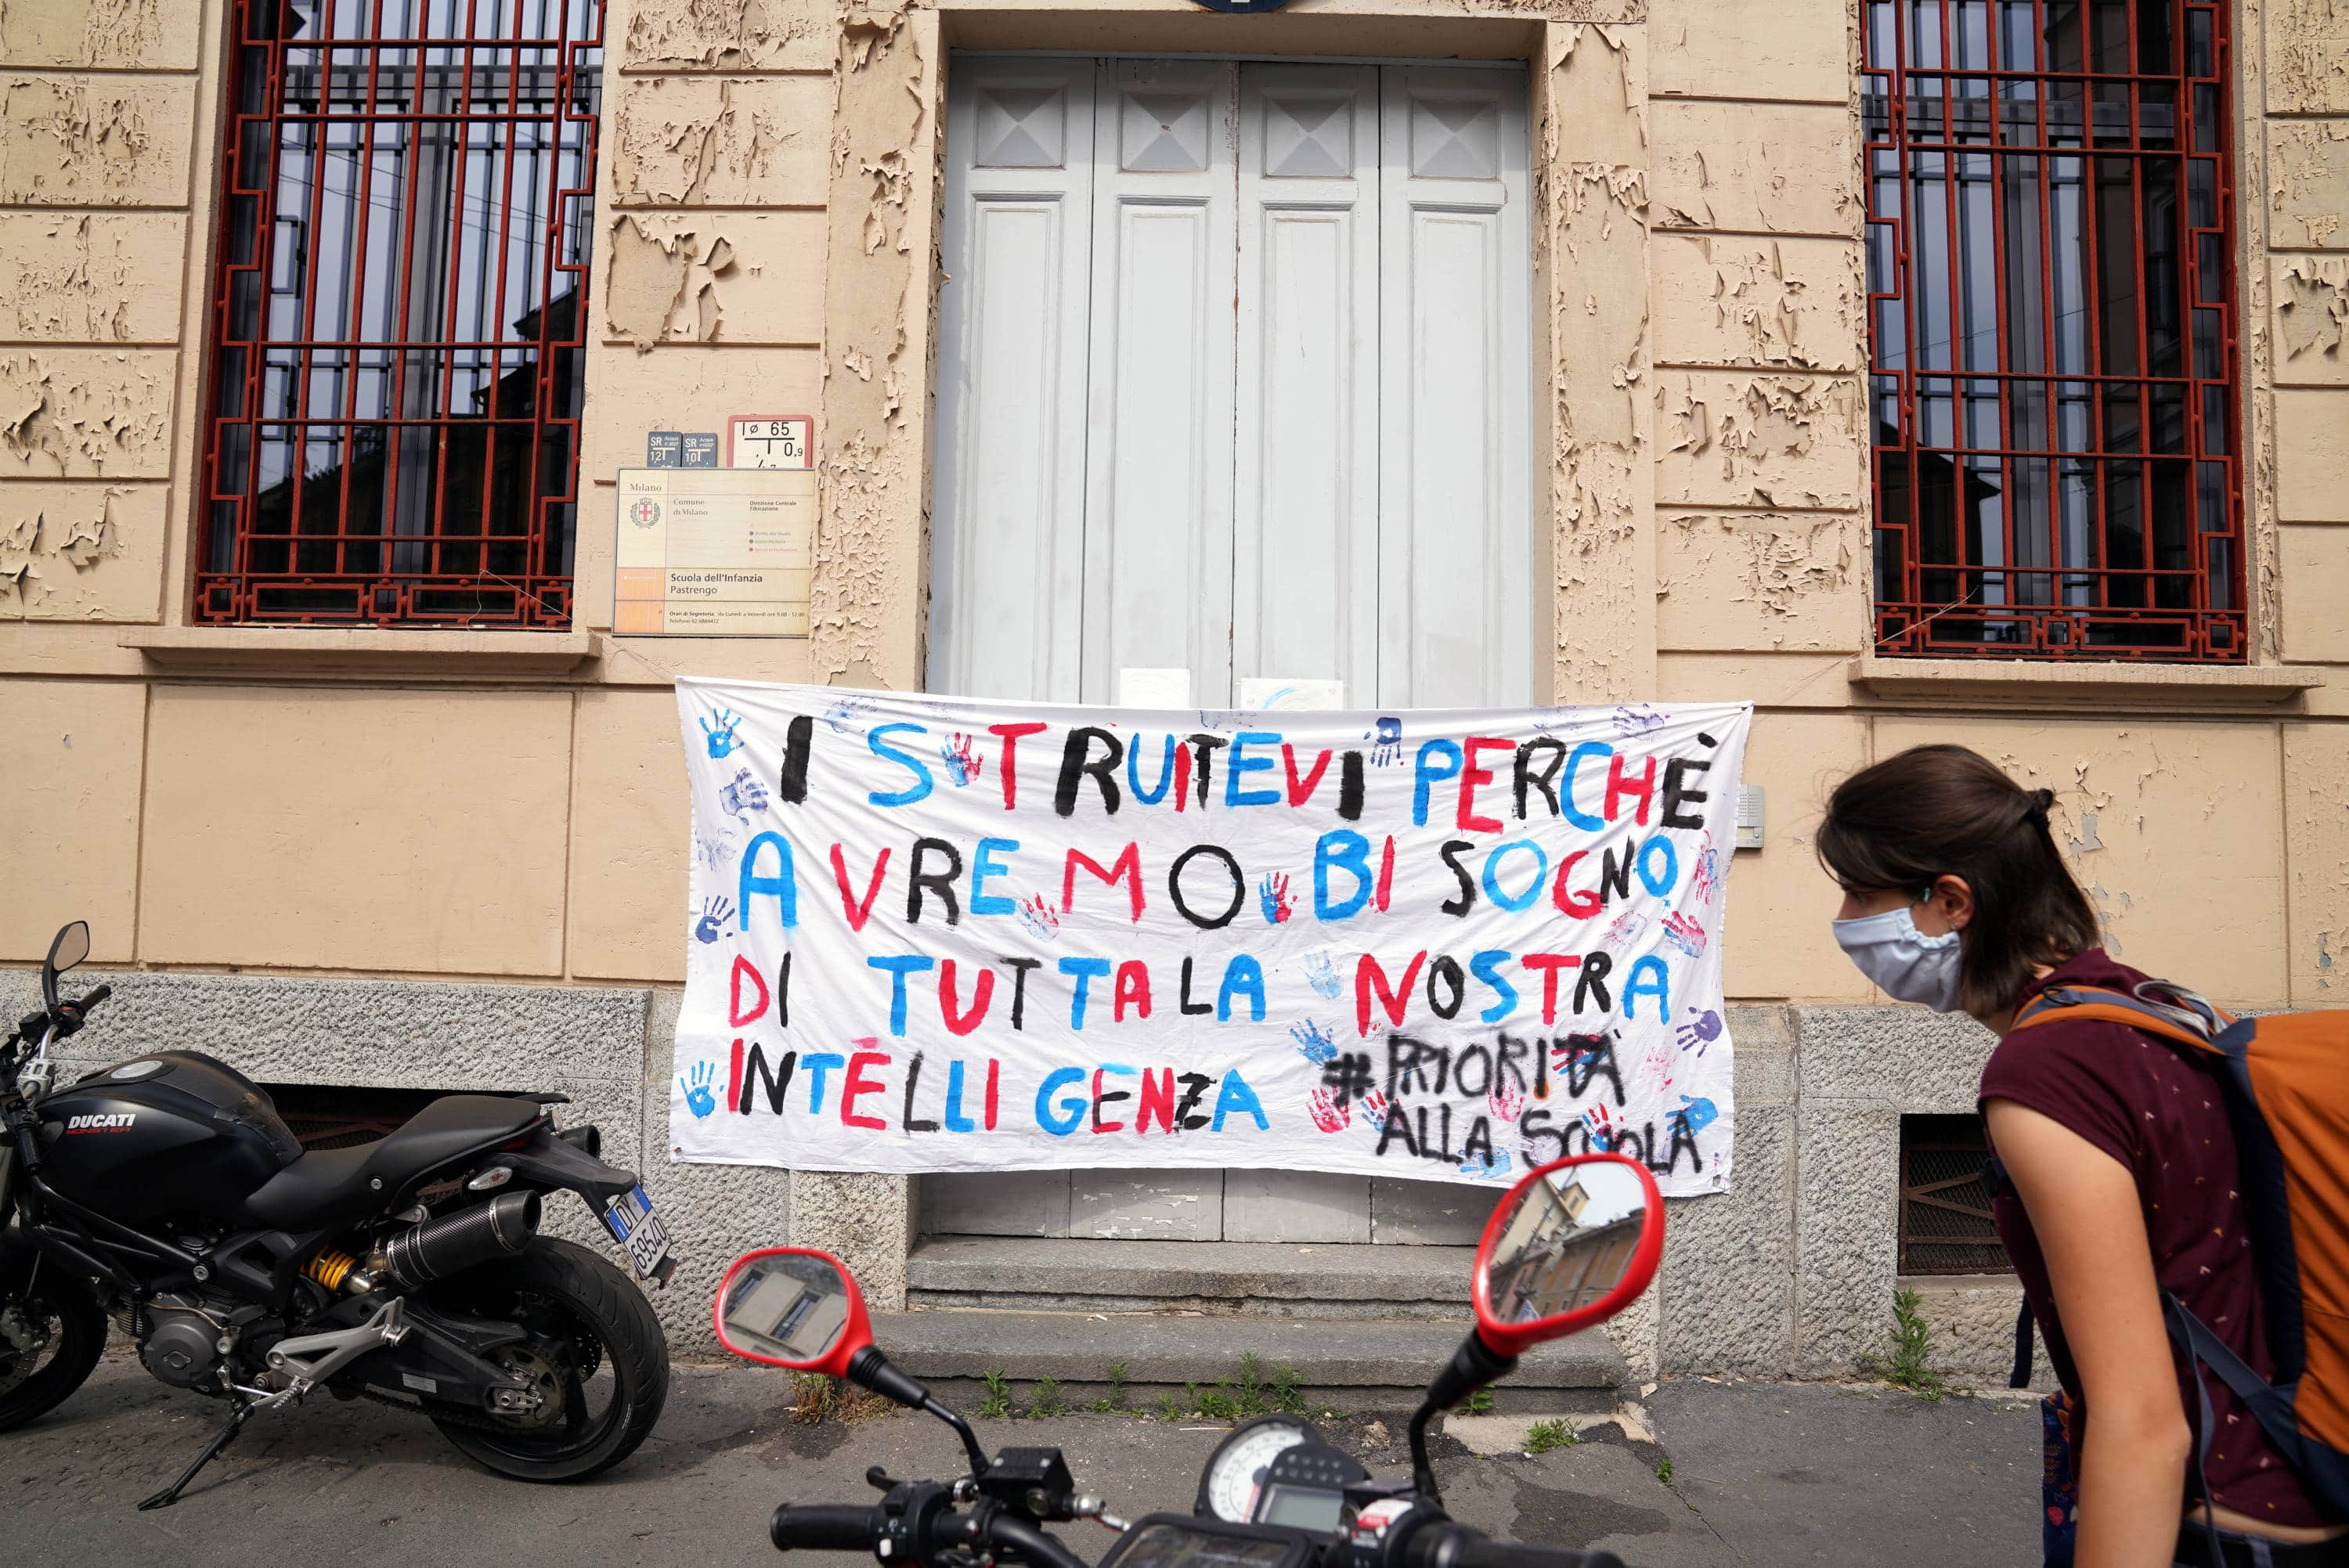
[49,921,89,975]
[720,1252,852,1365]
[1485,1162,1647,1325]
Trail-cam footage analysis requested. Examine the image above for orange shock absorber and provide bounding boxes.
[302,1247,360,1292]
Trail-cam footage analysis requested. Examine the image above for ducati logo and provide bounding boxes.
[66,1112,136,1131]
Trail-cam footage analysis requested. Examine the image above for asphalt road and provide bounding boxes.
[3,1354,2040,1568]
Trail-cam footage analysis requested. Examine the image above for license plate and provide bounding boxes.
[601,1185,674,1282]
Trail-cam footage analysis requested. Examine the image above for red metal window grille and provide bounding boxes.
[197,0,605,627]
[1864,0,2245,660]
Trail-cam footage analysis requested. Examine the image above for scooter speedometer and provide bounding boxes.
[1196,1414,1315,1523]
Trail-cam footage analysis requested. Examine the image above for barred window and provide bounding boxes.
[198,0,605,627]
[1864,0,2243,660]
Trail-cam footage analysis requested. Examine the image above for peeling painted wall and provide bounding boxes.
[0,0,197,70]
[1540,22,1654,702]
[0,482,162,619]
[0,74,193,207]
[0,350,175,478]
[2269,118,2349,249]
[622,0,834,73]
[609,75,828,206]
[808,0,937,693]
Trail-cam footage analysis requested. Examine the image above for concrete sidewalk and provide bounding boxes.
[2,1354,2039,1567]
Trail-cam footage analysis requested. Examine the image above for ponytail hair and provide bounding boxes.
[1816,745,2098,1015]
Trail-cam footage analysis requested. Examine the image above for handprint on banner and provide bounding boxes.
[1660,911,1708,959]
[1016,894,1060,939]
[680,1061,719,1119]
[941,733,983,787]
[1488,1080,1525,1126]
[1581,1104,1619,1152]
[1290,1018,1337,1065]
[1366,716,1404,766]
[1304,950,1343,1000]
[1307,1087,1351,1133]
[821,694,879,734]
[1258,871,1294,925]
[720,767,769,820]
[1603,908,1648,949]
[699,708,744,759]
[1460,1147,1513,1179]
[1676,1007,1725,1056]
[1690,834,1721,907]
[1358,1090,1391,1134]
[1669,1094,1719,1137]
[694,827,733,871]
[691,896,733,943]
[1612,703,1666,737]
[1640,1038,1675,1093]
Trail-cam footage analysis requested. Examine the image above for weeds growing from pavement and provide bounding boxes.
[979,1369,1012,1419]
[1862,1288,1947,1400]
[1088,1361,1131,1413]
[1525,1418,1580,1454]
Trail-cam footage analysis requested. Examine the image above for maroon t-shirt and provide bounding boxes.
[1979,949,2327,1527]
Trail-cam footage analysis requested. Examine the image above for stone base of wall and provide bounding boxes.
[1905,1274,2056,1391]
[2,969,2031,1374]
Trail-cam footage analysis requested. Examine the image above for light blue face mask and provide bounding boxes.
[1833,901,1965,1011]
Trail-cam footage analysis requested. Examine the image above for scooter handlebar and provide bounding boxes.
[770,1504,885,1552]
[1400,1521,1623,1568]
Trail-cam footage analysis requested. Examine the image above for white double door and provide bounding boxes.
[926,56,1532,1243]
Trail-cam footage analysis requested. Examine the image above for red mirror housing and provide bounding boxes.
[1469,1152,1664,1358]
[713,1245,873,1377]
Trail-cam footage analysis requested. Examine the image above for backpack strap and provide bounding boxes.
[2009,983,2226,1055]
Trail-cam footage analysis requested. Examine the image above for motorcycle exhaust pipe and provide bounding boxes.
[370,1190,541,1291]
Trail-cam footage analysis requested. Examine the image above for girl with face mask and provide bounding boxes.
[1818,745,2343,1568]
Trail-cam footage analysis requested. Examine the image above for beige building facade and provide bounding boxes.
[2,0,2347,1389]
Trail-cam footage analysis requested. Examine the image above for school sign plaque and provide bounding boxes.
[614,467,816,636]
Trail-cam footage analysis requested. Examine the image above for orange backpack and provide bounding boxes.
[2007,981,2349,1519]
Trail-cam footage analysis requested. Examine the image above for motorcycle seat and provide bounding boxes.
[242,1094,543,1231]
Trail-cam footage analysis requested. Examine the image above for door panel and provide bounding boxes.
[1377,68,1533,708]
[933,59,1096,702]
[1234,64,1380,707]
[1081,61,1238,706]
[929,57,1531,1245]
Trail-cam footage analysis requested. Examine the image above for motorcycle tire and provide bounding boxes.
[0,1267,106,1434]
[425,1237,669,1483]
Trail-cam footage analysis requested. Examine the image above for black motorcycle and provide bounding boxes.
[713,1148,1665,1568]
[0,921,677,1508]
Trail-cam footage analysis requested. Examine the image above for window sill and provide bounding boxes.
[122,628,604,680]
[1849,654,2324,710]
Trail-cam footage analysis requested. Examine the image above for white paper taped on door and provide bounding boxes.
[672,682,1752,1197]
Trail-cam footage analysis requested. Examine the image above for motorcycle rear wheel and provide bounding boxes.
[0,1264,106,1434]
[424,1237,668,1483]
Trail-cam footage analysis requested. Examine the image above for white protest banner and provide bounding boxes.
[671,683,1751,1198]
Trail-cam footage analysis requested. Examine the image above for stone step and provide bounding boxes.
[874,1307,1626,1415]
[907,1236,1476,1321]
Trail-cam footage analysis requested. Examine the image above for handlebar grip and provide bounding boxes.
[770,1504,882,1553]
[1402,1523,1622,1568]
[984,1512,1093,1568]
[76,985,111,1011]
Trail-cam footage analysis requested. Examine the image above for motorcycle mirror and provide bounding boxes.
[715,1245,994,1477]
[1470,1152,1664,1357]
[43,921,90,1009]
[714,1246,872,1378]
